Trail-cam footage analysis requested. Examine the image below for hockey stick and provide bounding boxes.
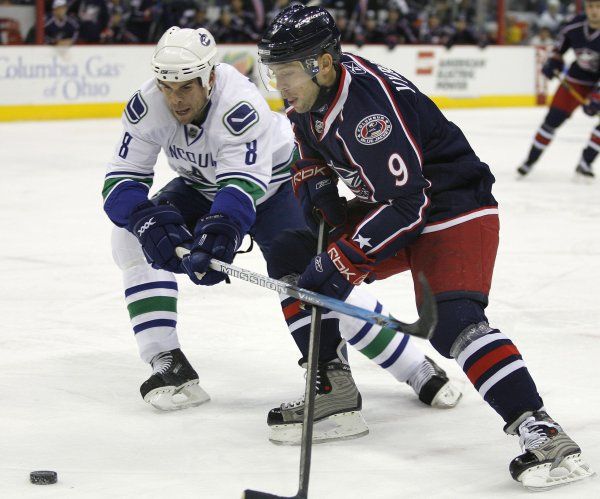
[175,248,436,339]
[243,218,327,499]
[554,70,588,106]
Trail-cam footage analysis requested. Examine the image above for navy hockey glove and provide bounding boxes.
[128,200,193,273]
[181,213,242,286]
[541,57,564,80]
[291,159,347,234]
[297,237,374,301]
[583,92,600,116]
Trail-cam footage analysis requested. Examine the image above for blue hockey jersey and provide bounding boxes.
[286,52,497,262]
[553,14,600,85]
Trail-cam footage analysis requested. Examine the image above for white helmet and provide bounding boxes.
[151,26,217,88]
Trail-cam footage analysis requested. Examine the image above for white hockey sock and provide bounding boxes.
[336,287,425,382]
[123,263,180,363]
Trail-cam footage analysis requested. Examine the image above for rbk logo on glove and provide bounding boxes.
[327,244,369,285]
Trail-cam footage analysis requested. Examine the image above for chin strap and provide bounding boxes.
[309,63,341,112]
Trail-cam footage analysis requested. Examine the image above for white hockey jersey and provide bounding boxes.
[103,63,295,227]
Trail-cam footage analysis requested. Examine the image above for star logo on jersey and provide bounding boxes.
[353,234,372,249]
[342,61,366,75]
[355,114,392,145]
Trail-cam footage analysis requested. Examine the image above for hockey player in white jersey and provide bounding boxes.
[103,27,461,425]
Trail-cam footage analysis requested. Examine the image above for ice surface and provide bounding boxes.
[1,107,598,498]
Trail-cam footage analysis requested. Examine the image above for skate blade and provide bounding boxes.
[144,380,210,411]
[430,380,463,409]
[573,172,595,184]
[519,453,595,491]
[268,410,369,446]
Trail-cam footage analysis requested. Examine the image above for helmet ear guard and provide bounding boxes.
[152,26,218,89]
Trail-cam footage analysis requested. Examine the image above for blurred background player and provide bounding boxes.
[258,4,593,489]
[518,0,600,179]
[103,26,460,416]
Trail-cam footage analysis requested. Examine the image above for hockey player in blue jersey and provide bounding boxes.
[518,0,600,178]
[258,4,594,490]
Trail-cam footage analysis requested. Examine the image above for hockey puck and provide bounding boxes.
[30,470,57,485]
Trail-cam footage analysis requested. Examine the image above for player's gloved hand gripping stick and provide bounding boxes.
[174,247,437,339]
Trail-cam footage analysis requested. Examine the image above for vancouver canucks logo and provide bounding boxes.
[355,114,392,146]
[199,33,211,46]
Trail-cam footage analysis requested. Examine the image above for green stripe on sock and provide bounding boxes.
[127,296,177,319]
[359,328,396,359]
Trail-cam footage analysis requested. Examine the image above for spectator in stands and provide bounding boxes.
[380,7,417,47]
[530,25,554,47]
[505,14,525,45]
[335,10,356,44]
[125,0,160,43]
[69,0,109,43]
[185,4,212,30]
[230,0,260,37]
[446,15,479,47]
[45,0,79,45]
[355,9,385,46]
[536,0,563,34]
[101,0,136,43]
[419,14,452,45]
[212,5,257,43]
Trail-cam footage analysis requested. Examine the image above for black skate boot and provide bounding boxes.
[575,161,595,179]
[140,348,210,411]
[505,410,594,490]
[268,358,368,445]
[407,356,462,408]
[517,163,534,177]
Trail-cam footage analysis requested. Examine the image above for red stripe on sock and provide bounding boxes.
[283,300,303,320]
[535,133,551,145]
[591,135,600,145]
[466,344,520,384]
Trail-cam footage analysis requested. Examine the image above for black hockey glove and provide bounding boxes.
[128,200,193,273]
[181,213,242,286]
[291,159,347,235]
[583,92,600,116]
[541,56,564,80]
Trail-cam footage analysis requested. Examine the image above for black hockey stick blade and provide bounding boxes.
[398,272,437,340]
[243,489,304,499]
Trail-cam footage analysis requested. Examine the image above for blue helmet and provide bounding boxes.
[258,5,341,66]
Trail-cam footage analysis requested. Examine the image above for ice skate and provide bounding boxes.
[575,161,595,181]
[268,359,368,445]
[506,410,594,490]
[516,163,533,177]
[140,348,210,411]
[407,356,462,408]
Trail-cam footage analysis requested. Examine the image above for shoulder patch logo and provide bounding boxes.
[223,101,259,135]
[355,114,392,146]
[125,91,148,124]
[342,61,366,75]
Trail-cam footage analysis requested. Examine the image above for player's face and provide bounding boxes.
[157,79,208,125]
[264,61,320,113]
[586,1,600,27]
